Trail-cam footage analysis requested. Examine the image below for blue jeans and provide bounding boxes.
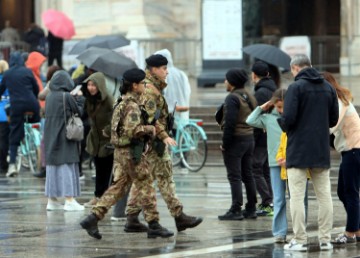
[270,166,287,238]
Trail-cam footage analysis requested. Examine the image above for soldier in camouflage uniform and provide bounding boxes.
[80,68,173,240]
[125,54,203,233]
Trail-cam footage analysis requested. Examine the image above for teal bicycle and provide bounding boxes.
[170,117,208,172]
[16,113,42,174]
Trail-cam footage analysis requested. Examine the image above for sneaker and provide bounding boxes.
[111,216,126,221]
[331,233,356,245]
[64,199,85,211]
[319,242,333,250]
[84,197,98,208]
[256,204,273,216]
[284,239,307,251]
[274,236,287,243]
[6,164,18,178]
[243,209,257,219]
[46,201,64,211]
[218,209,244,220]
[79,174,85,180]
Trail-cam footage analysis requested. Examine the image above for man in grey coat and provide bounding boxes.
[278,54,339,251]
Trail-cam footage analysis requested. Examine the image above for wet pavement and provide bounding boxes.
[0,159,359,258]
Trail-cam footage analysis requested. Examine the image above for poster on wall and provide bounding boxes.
[202,0,242,60]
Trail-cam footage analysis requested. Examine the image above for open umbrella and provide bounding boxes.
[76,47,137,78]
[69,34,130,55]
[242,44,291,70]
[42,9,75,40]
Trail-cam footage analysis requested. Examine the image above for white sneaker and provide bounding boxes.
[64,200,85,211]
[180,168,189,175]
[111,216,126,221]
[46,202,64,211]
[6,164,18,178]
[284,239,307,251]
[319,242,333,250]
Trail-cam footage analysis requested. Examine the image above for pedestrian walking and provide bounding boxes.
[278,54,339,251]
[80,68,173,239]
[251,61,276,216]
[125,54,203,233]
[217,68,258,220]
[323,72,360,245]
[81,72,114,208]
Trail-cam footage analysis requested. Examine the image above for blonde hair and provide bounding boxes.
[0,60,9,74]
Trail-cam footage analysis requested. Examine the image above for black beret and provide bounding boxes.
[123,68,146,83]
[251,61,269,77]
[226,68,248,88]
[145,54,168,67]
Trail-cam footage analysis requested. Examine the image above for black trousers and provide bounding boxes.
[0,122,9,171]
[48,52,62,68]
[222,137,257,211]
[252,146,273,205]
[94,154,114,198]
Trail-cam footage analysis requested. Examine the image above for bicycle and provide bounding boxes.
[16,112,42,174]
[169,117,208,172]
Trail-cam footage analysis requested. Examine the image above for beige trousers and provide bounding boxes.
[287,168,333,244]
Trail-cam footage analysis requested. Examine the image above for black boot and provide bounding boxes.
[175,211,203,232]
[124,213,148,232]
[147,221,174,238]
[80,213,102,239]
[33,167,46,178]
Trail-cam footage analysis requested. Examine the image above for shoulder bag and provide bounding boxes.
[63,93,84,141]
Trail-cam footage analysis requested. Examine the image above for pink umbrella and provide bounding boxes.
[42,9,75,40]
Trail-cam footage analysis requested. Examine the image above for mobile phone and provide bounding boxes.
[71,85,82,95]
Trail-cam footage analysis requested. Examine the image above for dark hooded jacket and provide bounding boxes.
[82,72,113,157]
[0,52,39,115]
[277,67,338,168]
[44,71,85,165]
[253,77,277,147]
[24,26,45,52]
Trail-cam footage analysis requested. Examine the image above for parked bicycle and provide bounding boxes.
[169,117,208,172]
[16,112,41,174]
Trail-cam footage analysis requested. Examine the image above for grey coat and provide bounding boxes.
[44,71,85,165]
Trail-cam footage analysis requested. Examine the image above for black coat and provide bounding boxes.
[277,67,338,168]
[254,77,277,147]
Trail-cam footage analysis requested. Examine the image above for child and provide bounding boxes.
[246,89,287,243]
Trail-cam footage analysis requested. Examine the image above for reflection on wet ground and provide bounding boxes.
[0,162,359,258]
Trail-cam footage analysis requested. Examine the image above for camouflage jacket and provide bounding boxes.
[141,70,169,140]
[110,91,152,147]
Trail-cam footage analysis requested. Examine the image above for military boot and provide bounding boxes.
[80,213,102,239]
[124,213,148,232]
[175,212,203,232]
[147,221,174,238]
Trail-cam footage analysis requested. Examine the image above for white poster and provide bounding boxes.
[280,36,311,58]
[202,0,243,60]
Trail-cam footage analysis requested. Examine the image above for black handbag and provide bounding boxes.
[215,103,224,125]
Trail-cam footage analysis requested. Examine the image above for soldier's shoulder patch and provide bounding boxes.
[130,113,138,122]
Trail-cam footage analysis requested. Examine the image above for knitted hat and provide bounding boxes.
[225,68,248,88]
[123,68,146,83]
[251,61,269,77]
[145,54,168,67]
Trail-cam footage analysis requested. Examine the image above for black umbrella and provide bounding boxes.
[76,47,137,78]
[242,44,291,70]
[69,34,130,55]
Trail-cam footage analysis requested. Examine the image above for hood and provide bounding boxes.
[295,67,324,83]
[154,48,174,68]
[49,70,74,92]
[9,51,25,67]
[82,72,108,101]
[26,52,46,76]
[255,77,277,92]
[32,26,45,37]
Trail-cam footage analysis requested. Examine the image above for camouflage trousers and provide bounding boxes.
[92,148,159,222]
[126,148,183,217]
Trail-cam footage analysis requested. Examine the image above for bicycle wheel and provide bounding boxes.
[169,146,182,166]
[179,124,207,172]
[26,129,41,174]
